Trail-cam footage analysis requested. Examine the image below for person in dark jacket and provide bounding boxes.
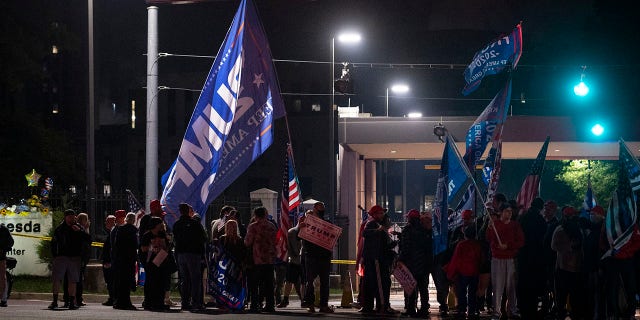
[360,204,395,314]
[139,216,172,311]
[48,209,91,310]
[0,222,15,307]
[398,209,432,317]
[172,203,208,310]
[101,214,116,306]
[111,211,139,310]
[300,202,334,313]
[516,197,548,318]
[62,212,92,308]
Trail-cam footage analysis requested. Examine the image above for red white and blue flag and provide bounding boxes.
[276,144,300,261]
[160,0,285,228]
[516,136,550,212]
[603,139,640,258]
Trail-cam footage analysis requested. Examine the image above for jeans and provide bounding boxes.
[176,252,203,307]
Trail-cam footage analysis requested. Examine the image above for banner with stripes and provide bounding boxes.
[516,136,550,212]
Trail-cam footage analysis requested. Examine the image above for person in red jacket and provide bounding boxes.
[445,225,484,320]
[486,202,524,320]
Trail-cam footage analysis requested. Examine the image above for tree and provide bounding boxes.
[554,160,617,207]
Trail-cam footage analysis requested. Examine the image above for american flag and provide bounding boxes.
[516,136,550,212]
[603,144,638,258]
[126,189,145,227]
[275,145,300,261]
[619,139,640,192]
[126,189,142,213]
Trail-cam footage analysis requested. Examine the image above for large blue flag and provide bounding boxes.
[462,24,522,96]
[434,135,474,254]
[161,0,285,227]
[463,79,511,170]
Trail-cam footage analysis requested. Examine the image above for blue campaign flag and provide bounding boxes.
[463,79,511,170]
[434,135,474,254]
[462,24,522,96]
[433,138,450,256]
[447,135,474,206]
[161,0,285,227]
[483,123,504,206]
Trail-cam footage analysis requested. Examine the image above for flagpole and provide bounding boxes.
[446,132,487,205]
[447,132,500,244]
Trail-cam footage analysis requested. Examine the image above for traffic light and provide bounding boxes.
[591,123,604,136]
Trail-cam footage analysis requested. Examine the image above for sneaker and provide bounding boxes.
[319,306,334,313]
[68,303,79,310]
[48,301,58,310]
[307,305,316,313]
[262,307,276,313]
[358,307,375,314]
[0,301,7,307]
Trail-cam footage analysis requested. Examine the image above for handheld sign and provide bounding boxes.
[299,214,342,250]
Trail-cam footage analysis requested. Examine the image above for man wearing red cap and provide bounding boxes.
[360,204,395,314]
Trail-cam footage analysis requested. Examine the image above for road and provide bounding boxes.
[3,292,498,320]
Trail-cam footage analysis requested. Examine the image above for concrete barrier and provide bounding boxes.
[84,262,106,293]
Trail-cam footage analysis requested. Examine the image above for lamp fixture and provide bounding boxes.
[433,123,447,142]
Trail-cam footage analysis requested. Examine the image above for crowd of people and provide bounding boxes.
[3,192,636,319]
[355,194,640,320]
[41,199,339,314]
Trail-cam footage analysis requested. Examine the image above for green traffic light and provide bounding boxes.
[574,81,589,96]
[591,123,604,136]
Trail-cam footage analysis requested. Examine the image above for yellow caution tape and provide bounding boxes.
[331,259,356,265]
[12,233,104,248]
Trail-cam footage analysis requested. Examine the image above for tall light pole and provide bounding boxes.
[331,32,360,216]
[146,6,159,212]
[386,84,409,117]
[87,0,96,236]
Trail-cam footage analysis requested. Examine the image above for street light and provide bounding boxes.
[386,84,409,117]
[331,31,361,216]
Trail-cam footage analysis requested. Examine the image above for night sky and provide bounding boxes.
[2,0,639,198]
